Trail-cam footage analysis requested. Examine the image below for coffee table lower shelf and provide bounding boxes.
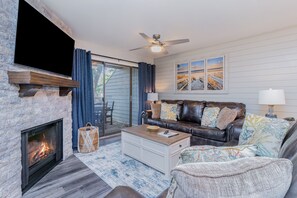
[121,130,190,177]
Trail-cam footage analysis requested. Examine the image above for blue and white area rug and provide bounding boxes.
[75,141,170,198]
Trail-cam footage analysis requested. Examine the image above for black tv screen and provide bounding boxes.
[14,0,75,77]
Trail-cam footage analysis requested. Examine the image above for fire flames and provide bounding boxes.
[38,142,50,159]
[28,135,54,167]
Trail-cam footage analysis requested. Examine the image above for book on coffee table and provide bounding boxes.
[158,131,179,138]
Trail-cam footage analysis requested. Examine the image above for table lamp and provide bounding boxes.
[147,92,158,104]
[258,88,285,118]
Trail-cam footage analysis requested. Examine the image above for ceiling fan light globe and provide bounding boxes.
[150,45,162,53]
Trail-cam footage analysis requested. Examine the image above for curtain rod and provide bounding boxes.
[91,53,138,64]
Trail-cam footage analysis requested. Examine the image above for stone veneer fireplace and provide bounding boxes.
[21,119,63,193]
[0,0,74,197]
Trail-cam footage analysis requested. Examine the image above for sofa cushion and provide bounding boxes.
[180,100,205,124]
[216,107,238,130]
[239,113,290,158]
[146,118,167,128]
[180,145,257,164]
[201,107,220,128]
[167,157,293,198]
[151,103,161,119]
[160,103,177,121]
[206,101,246,119]
[165,120,192,134]
[161,100,183,120]
[191,125,227,142]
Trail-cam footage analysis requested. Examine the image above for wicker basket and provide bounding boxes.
[78,123,99,153]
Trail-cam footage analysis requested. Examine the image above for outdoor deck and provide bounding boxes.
[96,121,129,136]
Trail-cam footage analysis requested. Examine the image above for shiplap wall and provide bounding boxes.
[105,67,139,125]
[155,27,297,118]
[132,68,139,125]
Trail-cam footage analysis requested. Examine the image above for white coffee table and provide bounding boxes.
[121,124,191,177]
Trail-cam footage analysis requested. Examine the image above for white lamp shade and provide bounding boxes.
[147,93,158,101]
[258,89,285,105]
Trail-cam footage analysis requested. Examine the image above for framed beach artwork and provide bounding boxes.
[206,56,224,90]
[176,62,189,91]
[175,56,225,93]
[190,60,205,91]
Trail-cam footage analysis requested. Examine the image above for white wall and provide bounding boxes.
[75,39,153,64]
[154,27,297,118]
[132,68,139,125]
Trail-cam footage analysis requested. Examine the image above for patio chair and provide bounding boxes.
[106,101,114,125]
[94,102,107,127]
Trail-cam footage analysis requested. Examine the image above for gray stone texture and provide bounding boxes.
[0,0,73,197]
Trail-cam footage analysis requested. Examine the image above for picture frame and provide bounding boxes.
[190,59,205,91]
[175,62,189,92]
[206,56,224,91]
[175,56,226,93]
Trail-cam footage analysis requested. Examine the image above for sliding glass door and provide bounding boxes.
[92,61,105,136]
[92,61,138,137]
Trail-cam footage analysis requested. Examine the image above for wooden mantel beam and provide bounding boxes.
[8,71,79,97]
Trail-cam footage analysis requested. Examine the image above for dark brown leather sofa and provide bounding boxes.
[105,121,297,198]
[144,100,246,146]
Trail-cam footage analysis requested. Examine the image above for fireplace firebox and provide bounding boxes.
[21,119,63,193]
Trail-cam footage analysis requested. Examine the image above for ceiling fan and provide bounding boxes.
[130,33,190,54]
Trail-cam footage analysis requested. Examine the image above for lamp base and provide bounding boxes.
[265,113,277,118]
[265,105,277,118]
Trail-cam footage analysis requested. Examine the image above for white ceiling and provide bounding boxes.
[42,0,297,60]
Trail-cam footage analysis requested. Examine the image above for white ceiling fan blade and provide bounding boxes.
[139,33,155,43]
[163,39,190,46]
[129,45,150,51]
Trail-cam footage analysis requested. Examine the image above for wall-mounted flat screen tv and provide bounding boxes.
[14,0,75,77]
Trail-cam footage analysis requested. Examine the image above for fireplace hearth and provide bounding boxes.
[21,119,63,193]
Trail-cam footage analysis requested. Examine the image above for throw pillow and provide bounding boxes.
[161,100,184,120]
[167,157,293,198]
[239,113,290,158]
[150,103,161,119]
[180,145,257,164]
[160,103,177,121]
[216,107,238,130]
[201,107,220,127]
[179,100,205,123]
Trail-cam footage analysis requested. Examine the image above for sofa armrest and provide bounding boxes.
[105,186,144,198]
[226,117,245,141]
[223,139,239,147]
[141,111,151,124]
